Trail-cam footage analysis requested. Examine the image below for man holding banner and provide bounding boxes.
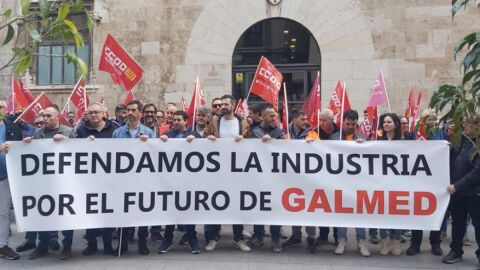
[0,101,22,260]
[330,110,371,257]
[250,105,286,253]
[23,106,76,260]
[112,100,156,256]
[76,103,117,256]
[204,94,251,253]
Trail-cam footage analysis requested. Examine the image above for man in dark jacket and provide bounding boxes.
[158,110,201,254]
[76,103,117,256]
[250,105,285,253]
[283,109,319,253]
[442,116,480,270]
[0,101,23,260]
[24,106,76,260]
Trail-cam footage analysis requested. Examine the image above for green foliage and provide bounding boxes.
[430,0,480,151]
[2,25,14,45]
[0,0,95,79]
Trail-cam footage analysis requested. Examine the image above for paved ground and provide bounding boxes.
[1,223,478,270]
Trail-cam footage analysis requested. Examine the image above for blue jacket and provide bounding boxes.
[112,123,156,138]
[0,119,23,181]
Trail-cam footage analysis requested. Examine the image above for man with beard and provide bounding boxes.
[158,103,177,135]
[330,110,370,257]
[442,116,480,269]
[0,100,22,260]
[249,105,285,253]
[211,98,222,117]
[158,110,202,254]
[111,104,127,127]
[140,105,164,242]
[282,108,319,253]
[141,103,158,134]
[204,95,251,252]
[23,106,76,260]
[76,103,117,256]
[112,100,156,255]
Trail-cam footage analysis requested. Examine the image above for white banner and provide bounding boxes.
[6,139,450,232]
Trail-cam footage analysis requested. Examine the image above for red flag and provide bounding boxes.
[7,77,31,114]
[18,80,35,103]
[14,92,70,126]
[187,77,205,126]
[180,95,189,112]
[327,81,351,125]
[282,84,289,134]
[368,71,388,107]
[358,106,378,140]
[70,78,90,121]
[303,72,321,128]
[235,98,249,119]
[123,90,135,105]
[416,120,427,140]
[409,91,423,132]
[404,88,415,118]
[249,56,283,110]
[99,34,143,91]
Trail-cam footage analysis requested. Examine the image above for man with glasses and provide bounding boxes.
[112,100,156,255]
[141,103,158,134]
[211,98,222,117]
[23,106,76,260]
[0,100,22,260]
[156,111,165,125]
[76,103,117,256]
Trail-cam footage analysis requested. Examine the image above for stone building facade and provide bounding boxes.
[1,0,479,115]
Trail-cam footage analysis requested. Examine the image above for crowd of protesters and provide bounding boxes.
[0,95,478,270]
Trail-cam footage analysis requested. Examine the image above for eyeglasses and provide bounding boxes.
[401,122,408,125]
[212,104,222,108]
[88,111,102,115]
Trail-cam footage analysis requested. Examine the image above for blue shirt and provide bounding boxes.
[112,123,156,139]
[0,124,7,181]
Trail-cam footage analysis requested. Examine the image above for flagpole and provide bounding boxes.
[11,76,15,114]
[283,82,289,136]
[192,76,199,127]
[375,106,379,140]
[13,92,45,124]
[244,56,264,103]
[380,69,392,113]
[118,228,123,258]
[338,82,347,141]
[316,71,320,132]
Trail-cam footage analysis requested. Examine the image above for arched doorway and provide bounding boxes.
[232,18,321,107]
